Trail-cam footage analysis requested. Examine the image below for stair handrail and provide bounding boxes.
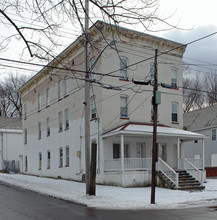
[181,158,203,185]
[157,157,179,188]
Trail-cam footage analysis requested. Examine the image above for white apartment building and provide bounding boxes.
[19,21,206,188]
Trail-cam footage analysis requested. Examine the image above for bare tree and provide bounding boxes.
[0,0,176,61]
[0,73,28,118]
[183,74,205,113]
[204,73,217,106]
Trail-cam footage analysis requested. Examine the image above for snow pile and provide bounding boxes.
[0,173,217,209]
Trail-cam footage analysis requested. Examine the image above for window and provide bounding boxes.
[24,104,27,120]
[64,76,70,96]
[91,96,96,119]
[25,156,28,171]
[47,117,50,136]
[38,94,41,111]
[90,58,96,80]
[38,121,41,139]
[24,128,27,144]
[120,57,128,80]
[46,88,50,106]
[47,151,51,169]
[120,95,128,118]
[150,63,154,82]
[212,129,216,141]
[59,148,63,167]
[58,80,63,99]
[39,152,42,170]
[113,143,129,159]
[59,111,63,132]
[171,102,178,122]
[65,146,69,166]
[171,67,178,88]
[65,108,69,129]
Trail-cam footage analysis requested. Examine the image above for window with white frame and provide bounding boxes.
[90,58,96,80]
[46,88,50,106]
[58,111,63,132]
[120,95,128,118]
[47,151,50,169]
[38,94,41,111]
[120,57,128,80]
[171,67,178,88]
[39,152,42,169]
[38,121,41,139]
[47,117,50,136]
[212,129,216,141]
[171,102,178,122]
[59,147,63,167]
[65,146,69,166]
[91,96,96,119]
[113,143,129,159]
[64,76,70,96]
[58,80,63,99]
[24,104,27,120]
[24,128,27,144]
[65,108,69,129]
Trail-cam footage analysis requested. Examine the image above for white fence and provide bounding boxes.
[104,158,152,171]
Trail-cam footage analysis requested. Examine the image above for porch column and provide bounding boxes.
[177,138,180,169]
[121,134,124,172]
[202,139,205,170]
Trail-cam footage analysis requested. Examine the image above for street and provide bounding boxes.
[0,181,217,220]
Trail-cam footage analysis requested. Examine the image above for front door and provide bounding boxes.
[136,143,146,158]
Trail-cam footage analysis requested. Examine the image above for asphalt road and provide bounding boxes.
[0,181,217,220]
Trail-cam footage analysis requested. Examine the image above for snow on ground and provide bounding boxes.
[0,173,217,209]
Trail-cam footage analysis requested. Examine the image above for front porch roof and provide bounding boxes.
[102,123,207,141]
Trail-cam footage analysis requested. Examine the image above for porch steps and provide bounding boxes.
[158,170,205,191]
[176,170,205,191]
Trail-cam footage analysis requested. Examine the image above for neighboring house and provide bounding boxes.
[183,105,217,177]
[19,21,206,189]
[0,117,23,173]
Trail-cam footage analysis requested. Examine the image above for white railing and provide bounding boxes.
[186,158,203,170]
[104,158,152,171]
[178,158,203,184]
[157,157,179,188]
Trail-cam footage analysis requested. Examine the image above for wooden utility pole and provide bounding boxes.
[89,142,97,195]
[151,49,158,204]
[84,0,91,195]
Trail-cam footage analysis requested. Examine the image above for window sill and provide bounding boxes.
[119,78,129,82]
[47,134,50,137]
[59,130,63,133]
[64,94,69,98]
[47,167,50,169]
[38,137,41,140]
[90,118,97,121]
[120,117,129,120]
[65,165,69,167]
[38,110,41,113]
[65,127,69,131]
[38,168,42,170]
[171,122,179,125]
[58,98,63,101]
[59,166,63,168]
[46,105,50,108]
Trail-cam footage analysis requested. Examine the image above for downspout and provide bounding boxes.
[97,117,100,174]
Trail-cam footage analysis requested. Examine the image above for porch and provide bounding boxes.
[100,123,207,188]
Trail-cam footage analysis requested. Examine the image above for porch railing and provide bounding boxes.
[178,158,203,184]
[157,157,179,188]
[104,158,152,172]
[186,158,203,170]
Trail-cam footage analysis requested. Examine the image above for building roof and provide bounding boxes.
[19,20,186,96]
[102,122,206,141]
[184,105,217,131]
[0,117,22,130]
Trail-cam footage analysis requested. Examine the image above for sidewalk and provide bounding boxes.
[0,173,217,209]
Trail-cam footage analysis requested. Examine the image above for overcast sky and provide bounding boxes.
[157,0,217,74]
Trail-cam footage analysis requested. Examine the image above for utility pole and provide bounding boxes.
[151,49,158,204]
[84,0,91,195]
